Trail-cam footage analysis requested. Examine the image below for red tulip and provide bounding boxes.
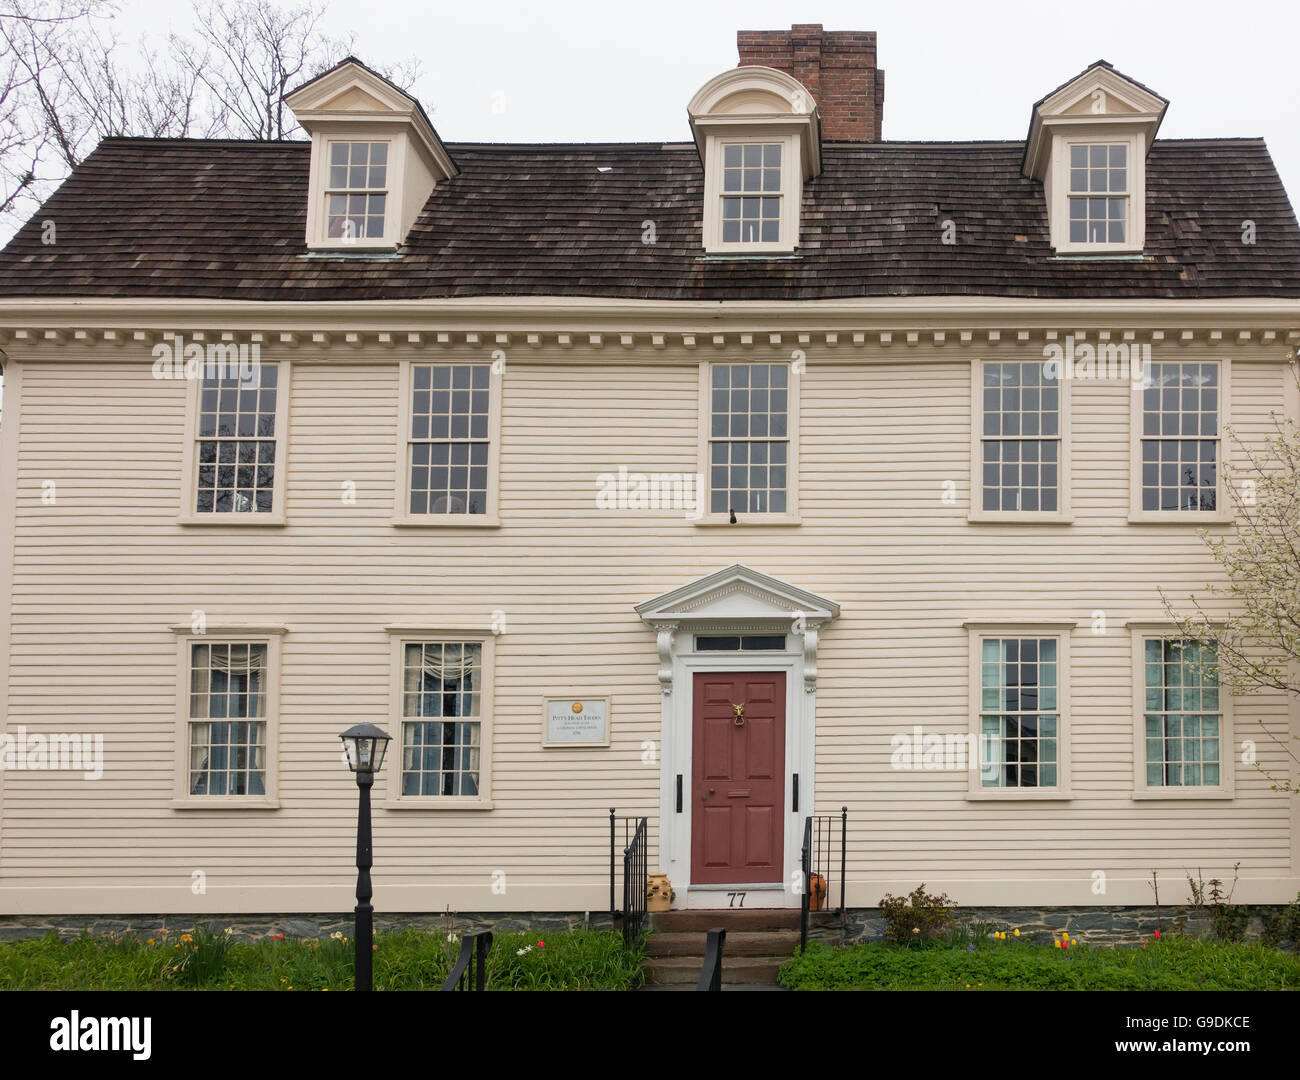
[1153,929,1161,939]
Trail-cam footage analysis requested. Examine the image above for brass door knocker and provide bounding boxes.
[732,703,746,727]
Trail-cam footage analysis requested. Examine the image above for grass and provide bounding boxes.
[0,927,645,991]
[778,936,1300,990]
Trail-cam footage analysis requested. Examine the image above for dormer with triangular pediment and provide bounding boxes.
[1023,61,1168,255]
[285,57,456,252]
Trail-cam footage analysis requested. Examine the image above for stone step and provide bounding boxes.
[646,955,787,986]
[650,908,801,933]
[645,929,800,957]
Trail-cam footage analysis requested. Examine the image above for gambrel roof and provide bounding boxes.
[1,134,1298,300]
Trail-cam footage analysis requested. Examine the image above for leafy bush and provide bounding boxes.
[779,936,1300,991]
[878,884,955,943]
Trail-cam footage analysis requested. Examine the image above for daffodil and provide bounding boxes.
[1013,929,1020,937]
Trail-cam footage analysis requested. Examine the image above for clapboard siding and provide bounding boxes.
[0,340,1296,912]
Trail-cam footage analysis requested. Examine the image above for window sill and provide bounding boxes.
[172,797,280,810]
[392,514,501,528]
[968,510,1073,524]
[1128,511,1231,525]
[694,514,801,527]
[1050,248,1145,259]
[966,789,1073,801]
[384,798,495,810]
[1131,788,1232,801]
[178,514,286,527]
[697,251,801,260]
[303,245,400,257]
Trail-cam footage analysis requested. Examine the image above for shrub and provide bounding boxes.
[878,884,955,943]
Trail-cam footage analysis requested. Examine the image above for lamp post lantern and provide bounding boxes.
[339,722,391,992]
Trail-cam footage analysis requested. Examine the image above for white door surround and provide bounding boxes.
[635,564,840,909]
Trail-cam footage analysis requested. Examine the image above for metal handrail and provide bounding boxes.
[439,929,492,990]
[800,807,848,951]
[697,928,726,991]
[621,816,649,949]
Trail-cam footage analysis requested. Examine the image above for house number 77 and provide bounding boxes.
[727,892,746,908]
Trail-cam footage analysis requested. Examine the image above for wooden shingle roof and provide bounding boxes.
[1,135,1297,300]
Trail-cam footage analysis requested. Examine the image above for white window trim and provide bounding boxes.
[1050,131,1146,255]
[393,359,503,528]
[305,130,407,251]
[171,627,284,809]
[1130,623,1234,800]
[179,361,290,527]
[966,622,1074,800]
[702,133,801,255]
[385,628,495,809]
[1128,356,1231,523]
[694,359,801,526]
[968,359,1073,523]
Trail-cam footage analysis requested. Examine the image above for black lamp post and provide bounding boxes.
[339,722,391,992]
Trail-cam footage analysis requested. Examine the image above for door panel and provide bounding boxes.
[691,671,786,884]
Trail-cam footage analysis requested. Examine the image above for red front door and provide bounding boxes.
[691,671,786,884]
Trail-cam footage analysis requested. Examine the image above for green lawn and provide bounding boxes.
[0,927,644,991]
[779,937,1300,990]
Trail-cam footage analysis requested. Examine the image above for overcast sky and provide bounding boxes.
[108,0,1300,194]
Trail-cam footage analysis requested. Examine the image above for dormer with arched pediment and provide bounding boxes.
[688,66,822,255]
[284,57,457,252]
[1024,60,1168,256]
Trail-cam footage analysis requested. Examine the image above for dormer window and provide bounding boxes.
[1067,142,1128,244]
[688,66,822,255]
[284,57,457,253]
[326,141,389,241]
[1023,61,1167,256]
[721,142,784,244]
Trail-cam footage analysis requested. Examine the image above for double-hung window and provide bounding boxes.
[1135,636,1229,796]
[704,362,795,520]
[184,362,288,524]
[325,141,389,241]
[1136,360,1223,514]
[389,634,494,806]
[974,360,1067,518]
[398,362,500,524]
[1068,143,1128,245]
[174,632,281,806]
[979,637,1060,789]
[720,143,783,245]
[968,625,1071,798]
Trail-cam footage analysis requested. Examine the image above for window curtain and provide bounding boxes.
[404,643,479,718]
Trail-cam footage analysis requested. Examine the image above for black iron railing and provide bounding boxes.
[609,809,649,949]
[697,928,726,991]
[439,929,492,991]
[800,807,848,951]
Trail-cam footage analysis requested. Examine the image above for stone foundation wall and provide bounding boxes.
[1,904,1294,947]
[0,911,616,943]
[810,904,1294,947]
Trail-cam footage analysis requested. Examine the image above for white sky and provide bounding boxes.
[104,0,1300,193]
[3,0,1298,411]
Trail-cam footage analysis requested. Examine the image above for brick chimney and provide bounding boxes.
[737,24,884,141]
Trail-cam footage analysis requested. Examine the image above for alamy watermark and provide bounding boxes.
[1042,336,1150,382]
[151,333,258,385]
[0,726,103,780]
[596,466,706,520]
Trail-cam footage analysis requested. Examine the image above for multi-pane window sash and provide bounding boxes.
[188,643,267,796]
[196,365,278,514]
[709,363,789,515]
[980,637,1059,788]
[1140,361,1219,512]
[401,642,482,796]
[408,364,492,515]
[1068,143,1127,244]
[721,143,782,244]
[326,141,388,240]
[1143,639,1221,787]
[981,361,1060,512]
